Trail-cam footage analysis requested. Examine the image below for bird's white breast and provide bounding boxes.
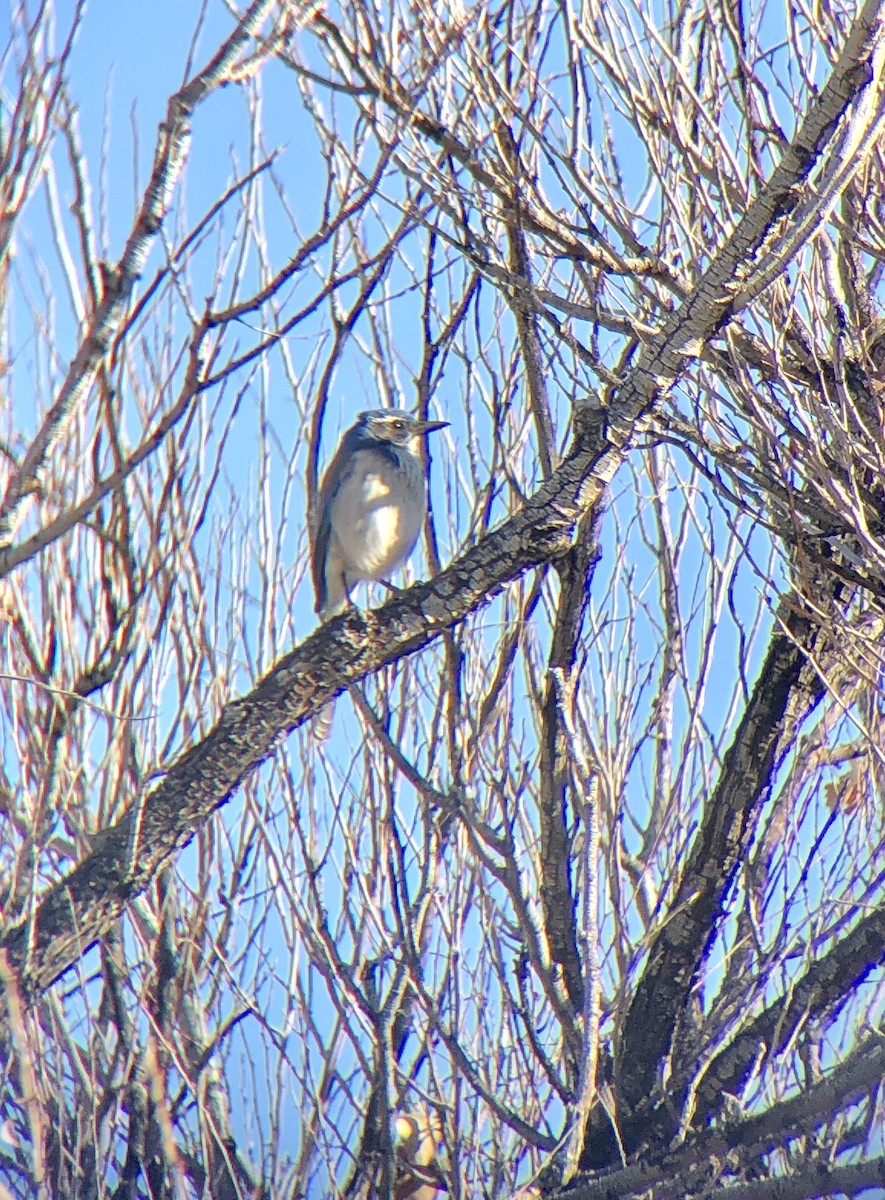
[332,448,425,581]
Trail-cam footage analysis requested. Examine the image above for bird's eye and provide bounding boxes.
[392,420,406,432]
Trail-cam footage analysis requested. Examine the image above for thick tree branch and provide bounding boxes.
[0,433,606,1007]
[555,1031,885,1199]
[605,610,826,1139]
[538,516,602,1025]
[686,1154,885,1200]
[696,901,885,1122]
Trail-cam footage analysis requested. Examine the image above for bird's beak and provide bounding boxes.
[416,419,449,434]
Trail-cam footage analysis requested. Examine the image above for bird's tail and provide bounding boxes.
[312,592,350,740]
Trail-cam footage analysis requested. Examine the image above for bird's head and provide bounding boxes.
[356,410,448,448]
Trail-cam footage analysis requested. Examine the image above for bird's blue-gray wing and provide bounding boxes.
[311,503,333,613]
[311,431,363,613]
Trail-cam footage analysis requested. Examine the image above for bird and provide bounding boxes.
[393,1109,445,1200]
[311,409,448,620]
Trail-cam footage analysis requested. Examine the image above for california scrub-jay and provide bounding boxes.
[311,410,448,620]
